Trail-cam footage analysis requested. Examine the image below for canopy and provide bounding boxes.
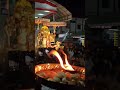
[34,0,72,21]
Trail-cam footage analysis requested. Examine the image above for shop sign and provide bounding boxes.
[43,22,66,27]
[35,18,50,24]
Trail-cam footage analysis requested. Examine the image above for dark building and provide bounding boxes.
[85,0,120,16]
[85,0,120,47]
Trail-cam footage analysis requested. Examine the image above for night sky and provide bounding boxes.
[54,0,85,17]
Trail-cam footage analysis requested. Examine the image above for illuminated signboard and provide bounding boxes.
[43,22,67,27]
[35,18,50,24]
[114,32,118,46]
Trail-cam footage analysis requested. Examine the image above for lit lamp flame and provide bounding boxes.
[48,50,74,71]
[35,65,42,73]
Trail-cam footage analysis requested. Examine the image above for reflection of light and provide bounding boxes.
[80,37,84,40]
[35,17,38,18]
[38,13,44,16]
[44,10,50,12]
[73,36,81,38]
[58,34,66,38]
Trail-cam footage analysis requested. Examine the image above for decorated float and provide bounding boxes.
[3,0,85,89]
[35,19,85,89]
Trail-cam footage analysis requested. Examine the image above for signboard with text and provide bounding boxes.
[35,18,50,24]
[43,22,67,27]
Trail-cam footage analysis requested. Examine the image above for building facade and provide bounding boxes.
[59,18,85,37]
[85,0,120,16]
[84,0,120,47]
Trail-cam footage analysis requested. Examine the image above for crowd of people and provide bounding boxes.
[63,42,85,67]
[85,46,120,90]
[64,41,120,90]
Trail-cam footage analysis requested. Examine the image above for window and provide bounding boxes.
[78,25,81,29]
[102,0,110,8]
